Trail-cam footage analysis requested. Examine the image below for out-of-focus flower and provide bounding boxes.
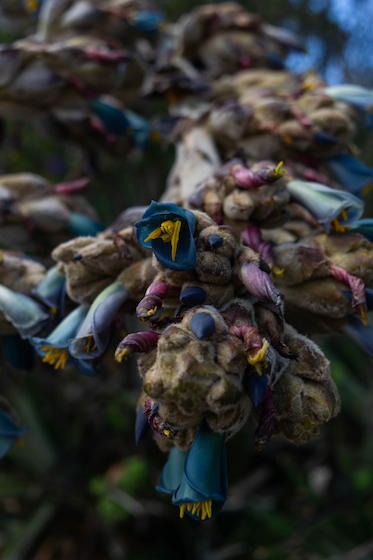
[349,219,373,241]
[325,154,373,196]
[66,213,105,237]
[0,284,49,338]
[31,305,98,375]
[69,280,128,359]
[285,180,364,234]
[322,84,373,112]
[135,201,196,271]
[158,423,227,521]
[0,401,28,458]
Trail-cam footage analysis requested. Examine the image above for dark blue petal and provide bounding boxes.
[0,410,28,458]
[349,219,373,241]
[180,287,207,307]
[267,52,285,70]
[343,315,373,358]
[128,11,164,32]
[73,358,100,376]
[207,234,223,249]
[325,154,373,195]
[32,266,66,310]
[135,406,150,445]
[67,213,105,237]
[314,132,339,146]
[156,447,188,496]
[135,202,196,271]
[2,335,35,371]
[245,372,268,407]
[190,312,216,339]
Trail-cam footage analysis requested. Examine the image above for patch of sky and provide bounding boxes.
[286,35,326,74]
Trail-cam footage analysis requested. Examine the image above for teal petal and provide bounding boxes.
[156,447,188,496]
[323,85,373,112]
[31,305,89,352]
[67,213,105,237]
[0,285,49,338]
[286,180,364,234]
[33,265,66,310]
[325,154,373,195]
[349,219,373,241]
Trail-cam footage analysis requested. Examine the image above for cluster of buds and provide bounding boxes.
[2,0,373,524]
[0,172,101,257]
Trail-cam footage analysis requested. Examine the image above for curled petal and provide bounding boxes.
[32,265,66,310]
[0,285,49,338]
[241,226,273,266]
[232,167,266,188]
[240,262,284,306]
[156,447,188,496]
[136,294,163,321]
[330,265,367,325]
[115,331,160,362]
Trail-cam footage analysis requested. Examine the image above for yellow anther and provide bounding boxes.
[144,219,182,261]
[179,499,213,520]
[362,182,373,196]
[51,307,58,315]
[115,347,133,363]
[26,0,39,13]
[331,218,345,233]
[147,306,157,317]
[0,251,3,263]
[341,208,348,221]
[41,346,69,370]
[16,438,24,448]
[274,161,286,177]
[247,339,270,375]
[272,266,285,279]
[163,427,176,438]
[84,337,97,353]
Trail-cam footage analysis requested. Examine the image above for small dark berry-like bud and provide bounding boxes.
[207,234,223,249]
[180,286,207,306]
[246,372,268,407]
[135,406,151,445]
[190,312,216,339]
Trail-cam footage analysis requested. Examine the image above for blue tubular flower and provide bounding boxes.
[325,154,373,196]
[322,85,373,112]
[126,10,164,33]
[31,305,98,375]
[172,423,228,521]
[69,281,129,360]
[0,408,28,458]
[135,201,196,271]
[343,315,373,359]
[32,265,66,312]
[0,285,49,338]
[285,180,364,234]
[349,219,373,241]
[156,447,188,496]
[67,213,105,237]
[88,100,156,150]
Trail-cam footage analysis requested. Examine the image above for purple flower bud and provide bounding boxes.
[239,262,284,306]
[146,281,168,299]
[115,331,160,362]
[232,167,266,189]
[241,226,273,266]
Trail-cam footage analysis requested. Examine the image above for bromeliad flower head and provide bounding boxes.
[31,305,98,376]
[135,201,196,271]
[0,284,49,338]
[69,280,129,360]
[285,180,364,234]
[158,423,227,521]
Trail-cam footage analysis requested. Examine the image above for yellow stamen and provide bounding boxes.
[41,346,69,370]
[163,427,176,438]
[179,499,213,520]
[272,266,284,279]
[147,306,157,317]
[51,307,58,315]
[144,219,182,261]
[274,161,286,177]
[16,438,24,448]
[84,337,97,353]
[281,134,293,145]
[115,347,133,363]
[341,208,348,221]
[332,218,345,233]
[247,339,270,376]
[362,182,373,196]
[0,251,3,263]
[26,0,39,13]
